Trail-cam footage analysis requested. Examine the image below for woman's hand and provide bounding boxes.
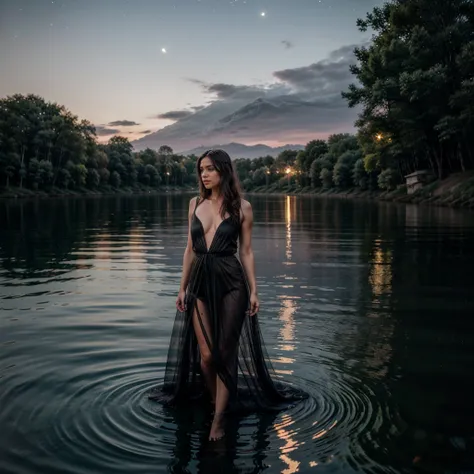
[249,292,259,316]
[176,289,187,312]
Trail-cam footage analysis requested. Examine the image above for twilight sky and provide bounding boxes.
[0,0,383,151]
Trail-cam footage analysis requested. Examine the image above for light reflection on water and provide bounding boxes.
[0,194,473,473]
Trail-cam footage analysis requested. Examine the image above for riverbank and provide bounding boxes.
[0,184,197,199]
[248,172,474,209]
[2,172,474,209]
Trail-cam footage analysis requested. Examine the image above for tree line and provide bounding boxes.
[0,94,197,193]
[1,0,473,195]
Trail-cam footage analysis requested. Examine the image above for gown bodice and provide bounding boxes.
[191,200,240,256]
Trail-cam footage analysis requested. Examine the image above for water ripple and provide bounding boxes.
[0,340,399,474]
[1,195,474,473]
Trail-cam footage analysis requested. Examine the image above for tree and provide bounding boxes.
[138,148,158,166]
[86,168,100,189]
[309,158,321,188]
[145,164,161,187]
[275,149,298,170]
[110,170,121,188]
[158,145,173,156]
[353,158,369,190]
[234,158,252,184]
[333,149,362,188]
[378,169,398,191]
[252,167,267,186]
[0,94,97,190]
[320,168,333,189]
[343,0,474,179]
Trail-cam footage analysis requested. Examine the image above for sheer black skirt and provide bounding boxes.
[148,252,307,413]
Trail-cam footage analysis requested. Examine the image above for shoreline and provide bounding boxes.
[2,172,474,209]
[247,171,474,209]
[0,185,197,200]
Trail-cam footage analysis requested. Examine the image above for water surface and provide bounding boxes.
[1,194,473,473]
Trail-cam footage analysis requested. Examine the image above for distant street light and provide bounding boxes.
[285,167,292,187]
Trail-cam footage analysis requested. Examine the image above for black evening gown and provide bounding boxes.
[149,198,307,413]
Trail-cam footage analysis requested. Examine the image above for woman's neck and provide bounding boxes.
[209,188,221,201]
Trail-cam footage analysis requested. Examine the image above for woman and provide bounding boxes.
[149,149,306,441]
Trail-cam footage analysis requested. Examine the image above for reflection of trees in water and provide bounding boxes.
[352,216,397,383]
[383,208,474,469]
[0,195,189,276]
[350,202,474,469]
[252,194,474,469]
[0,198,92,277]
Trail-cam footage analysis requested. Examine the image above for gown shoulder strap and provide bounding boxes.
[193,195,201,214]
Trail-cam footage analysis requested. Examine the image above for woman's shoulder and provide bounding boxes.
[239,199,252,221]
[240,198,251,211]
[187,196,200,215]
[189,195,200,206]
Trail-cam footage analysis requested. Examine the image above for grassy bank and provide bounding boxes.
[0,184,197,199]
[248,172,474,209]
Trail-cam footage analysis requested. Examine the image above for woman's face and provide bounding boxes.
[199,156,221,190]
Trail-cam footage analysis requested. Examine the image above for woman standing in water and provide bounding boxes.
[149,149,306,441]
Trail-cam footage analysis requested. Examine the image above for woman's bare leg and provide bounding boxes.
[209,288,245,441]
[210,377,229,440]
[192,299,216,403]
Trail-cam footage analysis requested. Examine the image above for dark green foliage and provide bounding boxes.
[343,0,474,179]
[0,95,192,192]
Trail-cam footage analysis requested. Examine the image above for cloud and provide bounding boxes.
[157,110,194,120]
[132,43,361,151]
[95,125,120,136]
[205,83,262,100]
[188,78,266,100]
[281,40,294,49]
[140,129,152,134]
[207,43,359,136]
[108,120,140,126]
[273,43,359,92]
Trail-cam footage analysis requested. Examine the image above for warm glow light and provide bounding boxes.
[285,167,291,174]
[376,133,383,140]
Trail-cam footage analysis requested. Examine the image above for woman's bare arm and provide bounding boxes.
[239,200,258,298]
[178,197,197,292]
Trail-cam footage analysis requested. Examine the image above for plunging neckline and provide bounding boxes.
[194,213,231,252]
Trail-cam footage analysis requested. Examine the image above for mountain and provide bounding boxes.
[130,43,361,153]
[181,142,304,159]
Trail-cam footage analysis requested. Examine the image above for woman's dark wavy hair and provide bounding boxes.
[197,149,242,220]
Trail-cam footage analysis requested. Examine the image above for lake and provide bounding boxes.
[1,194,474,474]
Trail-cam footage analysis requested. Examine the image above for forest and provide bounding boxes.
[1,0,473,197]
